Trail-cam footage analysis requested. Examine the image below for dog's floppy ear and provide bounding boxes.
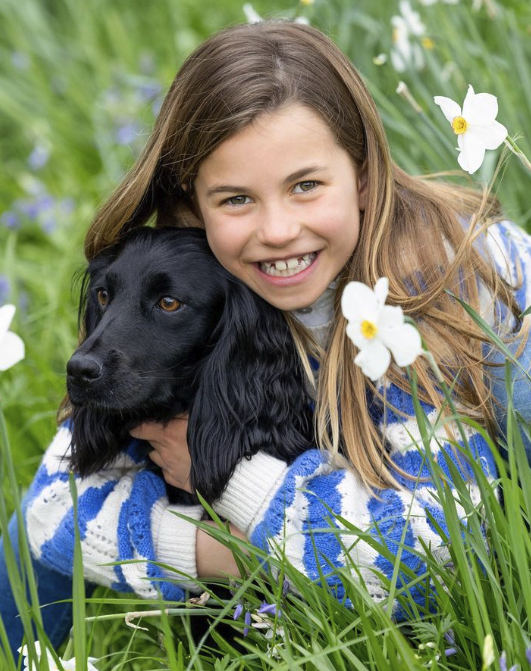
[68,249,125,475]
[188,277,313,502]
[69,406,124,475]
[77,250,115,337]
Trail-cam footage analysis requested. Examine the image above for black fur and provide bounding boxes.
[66,227,313,503]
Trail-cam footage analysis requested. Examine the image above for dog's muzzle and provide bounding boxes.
[66,352,104,404]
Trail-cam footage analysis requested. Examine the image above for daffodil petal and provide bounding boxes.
[0,304,16,338]
[0,331,25,371]
[341,281,379,322]
[467,121,507,150]
[378,304,404,330]
[346,321,367,349]
[433,96,461,124]
[384,323,423,367]
[390,47,407,73]
[61,662,77,671]
[458,133,486,174]
[462,90,499,126]
[354,341,391,381]
[374,277,389,307]
[461,84,476,118]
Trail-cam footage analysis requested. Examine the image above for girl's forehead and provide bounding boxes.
[196,104,339,182]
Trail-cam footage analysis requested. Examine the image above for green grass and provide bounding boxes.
[2,0,531,667]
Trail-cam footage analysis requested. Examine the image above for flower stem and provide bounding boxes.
[504,136,531,172]
[422,350,471,449]
[63,632,74,660]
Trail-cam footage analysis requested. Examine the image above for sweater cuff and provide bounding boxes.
[213,452,289,536]
[153,503,204,593]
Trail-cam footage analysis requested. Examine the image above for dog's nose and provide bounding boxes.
[67,353,103,382]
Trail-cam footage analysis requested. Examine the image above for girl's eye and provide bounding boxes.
[221,181,319,206]
[293,180,319,193]
[97,289,109,307]
[158,297,182,312]
[224,195,251,207]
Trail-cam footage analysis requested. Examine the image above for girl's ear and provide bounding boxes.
[357,162,368,211]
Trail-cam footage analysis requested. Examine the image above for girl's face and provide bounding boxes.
[194,104,366,311]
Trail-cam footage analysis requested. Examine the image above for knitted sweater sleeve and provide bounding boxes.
[214,219,531,614]
[25,422,203,600]
[213,400,498,616]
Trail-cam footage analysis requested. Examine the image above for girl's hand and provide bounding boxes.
[129,415,193,493]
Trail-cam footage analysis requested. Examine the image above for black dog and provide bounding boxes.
[66,226,313,503]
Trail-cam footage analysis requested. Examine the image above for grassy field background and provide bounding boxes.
[2,0,531,668]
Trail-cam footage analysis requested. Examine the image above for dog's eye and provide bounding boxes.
[158,297,182,312]
[97,289,109,307]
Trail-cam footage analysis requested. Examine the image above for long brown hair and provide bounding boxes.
[68,20,527,491]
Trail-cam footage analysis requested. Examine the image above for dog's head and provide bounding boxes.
[67,226,314,501]
[68,227,224,413]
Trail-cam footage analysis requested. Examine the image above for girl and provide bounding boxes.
[2,18,531,657]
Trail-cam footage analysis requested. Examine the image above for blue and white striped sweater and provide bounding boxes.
[24,220,531,613]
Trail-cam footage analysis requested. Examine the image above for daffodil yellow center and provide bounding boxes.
[451,116,468,134]
[361,320,378,339]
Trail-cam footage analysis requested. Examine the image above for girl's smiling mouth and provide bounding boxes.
[254,251,320,283]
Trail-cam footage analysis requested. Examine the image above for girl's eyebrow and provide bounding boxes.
[205,165,330,198]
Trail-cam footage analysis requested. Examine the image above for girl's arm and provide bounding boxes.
[211,402,498,617]
[25,423,204,600]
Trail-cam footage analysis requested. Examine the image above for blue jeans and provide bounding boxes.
[485,334,531,462]
[0,498,95,659]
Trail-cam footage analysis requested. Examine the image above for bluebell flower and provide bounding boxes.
[18,195,54,220]
[28,144,50,170]
[526,644,531,665]
[0,276,10,305]
[258,601,281,617]
[233,603,243,620]
[115,121,142,146]
[244,610,251,637]
[137,81,162,102]
[500,651,507,671]
[0,211,20,230]
[282,578,290,597]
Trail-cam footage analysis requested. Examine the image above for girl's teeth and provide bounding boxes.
[259,252,316,277]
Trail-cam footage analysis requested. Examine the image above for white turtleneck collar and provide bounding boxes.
[289,280,337,348]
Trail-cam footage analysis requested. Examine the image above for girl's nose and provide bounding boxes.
[256,205,302,248]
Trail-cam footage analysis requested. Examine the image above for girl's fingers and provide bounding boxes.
[130,415,188,440]
[129,422,158,440]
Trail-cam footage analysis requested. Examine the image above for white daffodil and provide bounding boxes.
[243,3,262,23]
[482,633,495,669]
[390,1,426,72]
[433,85,508,174]
[18,642,99,671]
[341,278,423,381]
[0,304,25,371]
